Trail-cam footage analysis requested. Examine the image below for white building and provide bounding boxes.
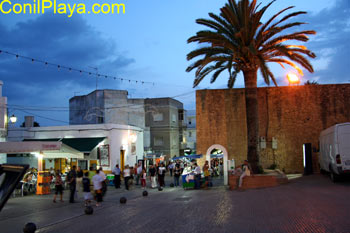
[184,110,196,153]
[5,122,143,172]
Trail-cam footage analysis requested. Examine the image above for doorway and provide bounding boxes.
[120,150,125,170]
[206,144,228,185]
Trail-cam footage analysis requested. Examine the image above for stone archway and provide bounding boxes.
[206,144,228,185]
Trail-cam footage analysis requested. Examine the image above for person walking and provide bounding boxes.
[76,166,83,198]
[92,169,104,207]
[67,166,77,203]
[174,164,181,187]
[53,171,64,203]
[149,164,157,189]
[158,163,166,188]
[168,162,174,177]
[82,172,93,206]
[136,163,142,185]
[112,164,121,189]
[123,165,131,190]
[203,161,211,188]
[98,167,107,197]
[141,168,147,189]
[194,163,201,189]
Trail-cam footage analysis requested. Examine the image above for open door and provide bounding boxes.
[303,143,313,175]
[120,150,125,170]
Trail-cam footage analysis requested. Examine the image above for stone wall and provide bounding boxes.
[196,84,350,173]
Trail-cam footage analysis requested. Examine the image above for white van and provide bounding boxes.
[319,123,350,182]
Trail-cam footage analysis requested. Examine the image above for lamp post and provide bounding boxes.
[9,114,17,124]
[287,72,300,86]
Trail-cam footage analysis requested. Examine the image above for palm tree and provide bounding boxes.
[186,0,316,173]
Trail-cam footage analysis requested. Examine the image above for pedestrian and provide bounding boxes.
[67,165,77,203]
[98,167,107,197]
[88,167,95,195]
[82,172,93,206]
[149,164,157,189]
[203,161,211,188]
[238,160,253,189]
[112,164,121,189]
[141,168,147,189]
[136,163,142,185]
[133,163,138,184]
[219,162,223,176]
[92,169,104,207]
[168,162,174,177]
[53,171,63,203]
[180,161,184,174]
[123,165,131,190]
[174,164,181,187]
[76,166,83,198]
[194,163,201,189]
[158,163,166,187]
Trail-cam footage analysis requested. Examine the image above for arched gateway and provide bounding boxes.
[206,144,228,185]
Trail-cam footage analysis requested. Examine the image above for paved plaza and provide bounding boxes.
[1,175,350,233]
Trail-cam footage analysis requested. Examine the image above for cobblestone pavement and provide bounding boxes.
[1,174,350,233]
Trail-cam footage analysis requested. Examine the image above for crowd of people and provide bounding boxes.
[49,159,253,206]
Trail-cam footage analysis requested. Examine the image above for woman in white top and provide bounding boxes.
[123,165,131,190]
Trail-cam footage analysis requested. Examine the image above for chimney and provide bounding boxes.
[25,116,34,127]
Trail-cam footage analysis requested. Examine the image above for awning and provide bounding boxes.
[185,154,203,159]
[24,137,105,153]
[0,141,84,159]
[210,154,224,158]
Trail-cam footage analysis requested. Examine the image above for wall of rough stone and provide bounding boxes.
[196,84,350,173]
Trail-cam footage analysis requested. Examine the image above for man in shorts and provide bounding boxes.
[82,172,93,206]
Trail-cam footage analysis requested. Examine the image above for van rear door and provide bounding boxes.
[337,124,350,171]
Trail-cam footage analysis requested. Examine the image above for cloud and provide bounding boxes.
[299,0,350,83]
[0,14,134,125]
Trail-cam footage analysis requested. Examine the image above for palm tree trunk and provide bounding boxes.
[243,69,259,174]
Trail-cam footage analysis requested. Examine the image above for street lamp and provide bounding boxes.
[287,72,300,85]
[9,114,17,124]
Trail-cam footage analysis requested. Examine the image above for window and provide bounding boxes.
[172,114,177,123]
[154,137,163,146]
[153,113,163,122]
[97,116,104,124]
[178,109,184,121]
[189,132,192,137]
[179,132,183,143]
[189,121,192,125]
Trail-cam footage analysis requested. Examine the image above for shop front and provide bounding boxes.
[7,124,144,173]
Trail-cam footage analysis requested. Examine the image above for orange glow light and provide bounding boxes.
[287,72,300,84]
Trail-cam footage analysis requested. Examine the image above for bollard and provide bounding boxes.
[84,206,94,215]
[120,197,127,204]
[23,222,36,233]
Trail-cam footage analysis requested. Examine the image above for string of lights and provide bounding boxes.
[3,90,196,112]
[0,49,156,86]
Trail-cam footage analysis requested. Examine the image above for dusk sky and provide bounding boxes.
[0,0,349,126]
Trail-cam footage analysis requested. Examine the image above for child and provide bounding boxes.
[82,172,93,206]
[141,168,147,189]
[53,171,63,203]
